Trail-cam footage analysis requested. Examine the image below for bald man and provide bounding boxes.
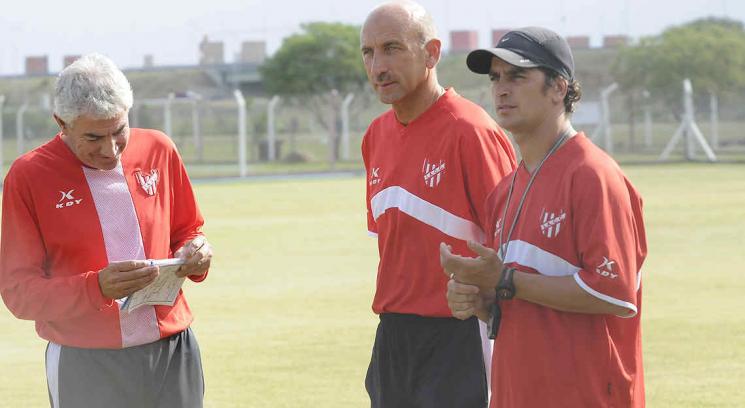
[359,2,516,407]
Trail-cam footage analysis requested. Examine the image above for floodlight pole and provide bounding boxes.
[16,102,28,155]
[710,92,719,150]
[164,93,175,138]
[0,95,5,174]
[234,89,248,177]
[341,93,355,161]
[267,95,280,162]
[659,79,717,162]
[591,83,618,154]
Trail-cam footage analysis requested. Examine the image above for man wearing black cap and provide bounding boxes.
[440,27,648,407]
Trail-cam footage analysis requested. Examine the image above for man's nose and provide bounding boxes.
[100,136,119,157]
[370,54,388,79]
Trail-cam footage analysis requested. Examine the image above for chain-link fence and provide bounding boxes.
[2,76,745,181]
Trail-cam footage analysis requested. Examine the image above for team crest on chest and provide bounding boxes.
[134,169,159,196]
[494,217,503,238]
[422,158,446,188]
[539,208,566,238]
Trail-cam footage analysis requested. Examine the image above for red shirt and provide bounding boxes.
[363,88,516,317]
[1,129,206,349]
[485,133,647,407]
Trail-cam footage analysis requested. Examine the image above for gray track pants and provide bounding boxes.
[45,328,204,408]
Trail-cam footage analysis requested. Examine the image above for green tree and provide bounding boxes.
[261,22,366,96]
[260,22,367,162]
[613,17,745,109]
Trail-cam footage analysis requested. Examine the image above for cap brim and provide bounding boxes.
[466,48,540,74]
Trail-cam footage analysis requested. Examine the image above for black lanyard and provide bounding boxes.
[497,128,574,261]
[487,128,574,340]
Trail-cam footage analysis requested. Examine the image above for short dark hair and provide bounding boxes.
[539,68,582,113]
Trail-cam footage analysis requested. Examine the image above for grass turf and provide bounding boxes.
[1,163,744,406]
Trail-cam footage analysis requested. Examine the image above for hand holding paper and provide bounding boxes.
[175,236,213,277]
[120,258,187,313]
[98,260,158,300]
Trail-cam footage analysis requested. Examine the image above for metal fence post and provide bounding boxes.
[234,90,248,177]
[660,79,716,162]
[164,93,174,137]
[267,95,280,162]
[642,90,652,148]
[341,93,355,161]
[191,96,202,162]
[16,102,29,155]
[710,92,719,150]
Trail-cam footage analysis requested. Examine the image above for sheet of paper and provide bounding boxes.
[121,258,187,313]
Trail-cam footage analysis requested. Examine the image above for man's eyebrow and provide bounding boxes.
[83,124,126,138]
[507,67,526,75]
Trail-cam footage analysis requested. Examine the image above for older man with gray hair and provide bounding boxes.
[0,53,212,407]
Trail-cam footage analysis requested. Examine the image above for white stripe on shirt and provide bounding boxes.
[503,239,637,317]
[371,186,485,243]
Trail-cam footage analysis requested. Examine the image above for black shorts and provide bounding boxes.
[365,313,488,408]
[45,328,204,408]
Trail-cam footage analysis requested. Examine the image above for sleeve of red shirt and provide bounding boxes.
[167,146,208,283]
[0,165,112,321]
[459,123,516,236]
[571,164,647,317]
[361,127,378,236]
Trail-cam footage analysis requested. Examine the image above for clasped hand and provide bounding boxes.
[440,241,503,321]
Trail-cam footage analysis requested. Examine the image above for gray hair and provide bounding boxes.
[53,53,133,126]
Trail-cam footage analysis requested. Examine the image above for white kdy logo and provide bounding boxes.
[369,167,381,186]
[422,158,446,188]
[56,189,83,209]
[595,256,618,279]
[540,208,566,238]
[135,169,159,196]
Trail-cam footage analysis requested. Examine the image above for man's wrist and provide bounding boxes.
[496,267,516,300]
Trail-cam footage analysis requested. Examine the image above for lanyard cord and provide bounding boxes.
[497,129,574,261]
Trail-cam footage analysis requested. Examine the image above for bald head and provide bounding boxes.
[360,0,443,112]
[363,1,437,46]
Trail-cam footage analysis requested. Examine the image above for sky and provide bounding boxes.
[1,0,742,75]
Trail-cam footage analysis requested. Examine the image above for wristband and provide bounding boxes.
[496,267,516,300]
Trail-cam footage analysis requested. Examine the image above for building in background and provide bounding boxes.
[491,29,511,46]
[567,36,591,50]
[25,56,48,76]
[449,30,478,54]
[63,55,80,68]
[199,36,224,65]
[238,41,266,64]
[143,54,154,68]
[603,35,630,48]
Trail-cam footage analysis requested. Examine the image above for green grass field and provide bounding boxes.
[1,163,744,407]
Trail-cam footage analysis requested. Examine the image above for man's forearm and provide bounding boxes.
[512,272,630,316]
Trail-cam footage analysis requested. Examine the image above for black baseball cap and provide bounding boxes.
[466,27,575,80]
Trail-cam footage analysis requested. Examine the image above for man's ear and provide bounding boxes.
[424,38,441,69]
[553,76,568,105]
[53,114,66,130]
